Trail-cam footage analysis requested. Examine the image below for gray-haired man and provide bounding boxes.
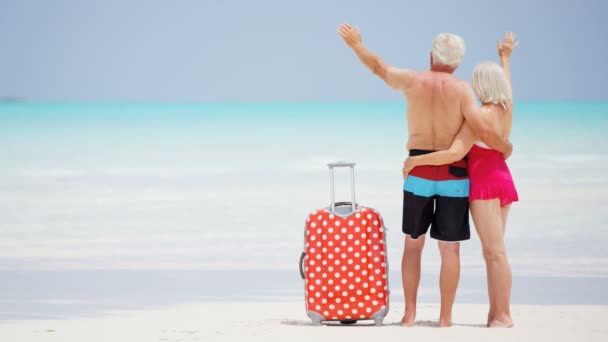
[337,24,511,326]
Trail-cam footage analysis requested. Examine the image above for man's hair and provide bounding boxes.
[431,33,465,68]
[471,62,512,105]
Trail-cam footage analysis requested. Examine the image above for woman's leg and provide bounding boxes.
[484,252,496,326]
[470,200,498,325]
[501,205,511,232]
[485,204,510,323]
[470,199,513,328]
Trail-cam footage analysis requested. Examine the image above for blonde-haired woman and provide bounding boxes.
[402,32,520,328]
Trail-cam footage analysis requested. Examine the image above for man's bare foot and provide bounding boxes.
[400,314,416,327]
[488,316,514,328]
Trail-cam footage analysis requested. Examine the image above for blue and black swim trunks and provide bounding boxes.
[402,149,470,242]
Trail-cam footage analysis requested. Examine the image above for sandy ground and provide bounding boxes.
[1,302,606,342]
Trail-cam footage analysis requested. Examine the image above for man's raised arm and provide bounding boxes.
[337,23,415,91]
[461,84,513,159]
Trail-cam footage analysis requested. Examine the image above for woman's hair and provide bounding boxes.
[431,33,465,68]
[471,62,512,105]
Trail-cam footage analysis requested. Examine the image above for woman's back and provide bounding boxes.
[480,103,512,142]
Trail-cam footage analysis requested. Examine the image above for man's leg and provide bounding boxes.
[432,190,469,328]
[401,170,435,327]
[401,235,426,327]
[438,241,460,327]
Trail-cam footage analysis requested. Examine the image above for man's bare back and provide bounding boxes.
[404,70,469,152]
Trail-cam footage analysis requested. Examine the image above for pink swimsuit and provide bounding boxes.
[468,144,519,207]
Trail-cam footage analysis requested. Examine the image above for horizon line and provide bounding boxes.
[2,100,608,106]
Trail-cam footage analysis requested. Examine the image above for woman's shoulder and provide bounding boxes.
[481,102,511,115]
[480,104,501,116]
[480,103,508,128]
[505,100,514,115]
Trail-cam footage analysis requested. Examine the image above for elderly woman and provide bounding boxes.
[403,32,520,328]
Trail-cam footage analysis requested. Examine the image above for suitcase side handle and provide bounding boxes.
[299,252,306,279]
[328,162,357,213]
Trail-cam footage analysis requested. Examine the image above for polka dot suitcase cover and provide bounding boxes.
[299,162,389,325]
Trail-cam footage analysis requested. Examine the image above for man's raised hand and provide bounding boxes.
[337,23,362,48]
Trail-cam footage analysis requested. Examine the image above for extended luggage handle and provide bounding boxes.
[328,162,357,214]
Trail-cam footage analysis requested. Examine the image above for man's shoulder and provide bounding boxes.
[423,71,466,84]
[446,77,472,96]
[449,76,469,88]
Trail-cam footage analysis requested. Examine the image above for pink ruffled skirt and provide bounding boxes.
[468,144,519,207]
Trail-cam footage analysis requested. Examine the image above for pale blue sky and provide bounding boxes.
[0,0,606,102]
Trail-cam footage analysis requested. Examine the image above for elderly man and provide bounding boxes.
[337,24,511,327]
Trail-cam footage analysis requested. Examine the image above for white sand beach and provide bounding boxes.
[1,302,606,342]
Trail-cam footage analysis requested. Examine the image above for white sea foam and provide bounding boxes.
[544,154,608,163]
[2,166,237,178]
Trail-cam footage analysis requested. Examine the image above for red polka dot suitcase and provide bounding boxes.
[299,162,389,325]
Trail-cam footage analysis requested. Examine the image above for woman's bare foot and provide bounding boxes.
[488,315,513,328]
[400,313,416,327]
[438,319,452,327]
[487,311,495,327]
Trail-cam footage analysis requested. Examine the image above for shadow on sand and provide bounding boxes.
[281,320,486,328]
[281,320,382,327]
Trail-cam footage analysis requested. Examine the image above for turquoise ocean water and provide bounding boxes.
[0,102,607,319]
